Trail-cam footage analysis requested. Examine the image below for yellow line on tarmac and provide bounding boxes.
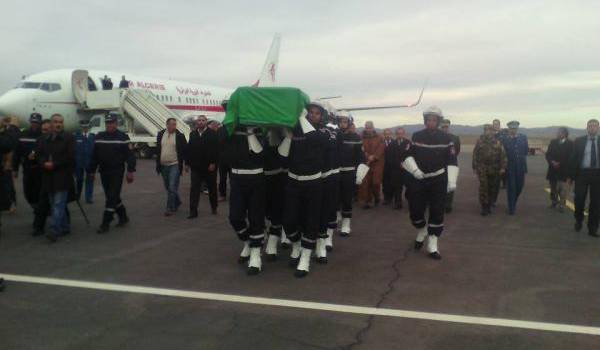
[543,188,586,215]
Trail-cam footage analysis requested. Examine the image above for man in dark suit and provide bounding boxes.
[186,115,219,218]
[545,127,573,212]
[382,128,394,205]
[569,119,600,237]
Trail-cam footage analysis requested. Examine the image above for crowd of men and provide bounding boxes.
[1,104,599,289]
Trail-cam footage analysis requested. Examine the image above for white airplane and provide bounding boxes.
[0,33,424,134]
[0,35,282,132]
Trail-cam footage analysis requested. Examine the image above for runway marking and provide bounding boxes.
[543,188,586,215]
[3,273,600,336]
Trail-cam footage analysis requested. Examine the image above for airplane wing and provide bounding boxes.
[337,84,426,112]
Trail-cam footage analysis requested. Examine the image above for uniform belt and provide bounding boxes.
[231,168,264,175]
[422,168,446,178]
[288,171,321,181]
[321,168,340,178]
[19,138,37,143]
[339,166,356,172]
[264,167,287,176]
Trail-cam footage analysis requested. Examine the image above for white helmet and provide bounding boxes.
[306,100,330,122]
[423,105,443,124]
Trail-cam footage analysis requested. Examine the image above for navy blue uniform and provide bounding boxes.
[319,127,340,236]
[283,121,328,250]
[402,129,457,237]
[226,127,266,248]
[337,131,364,218]
[89,130,136,226]
[501,134,528,214]
[264,131,287,238]
[74,131,95,203]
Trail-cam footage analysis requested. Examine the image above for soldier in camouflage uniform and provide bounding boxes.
[472,124,507,216]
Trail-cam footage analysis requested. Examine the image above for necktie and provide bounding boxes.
[591,138,597,168]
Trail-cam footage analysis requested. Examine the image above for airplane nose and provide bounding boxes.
[0,90,27,119]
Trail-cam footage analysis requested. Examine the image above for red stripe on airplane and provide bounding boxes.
[166,105,224,112]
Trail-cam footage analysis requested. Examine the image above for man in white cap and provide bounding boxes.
[401,106,459,260]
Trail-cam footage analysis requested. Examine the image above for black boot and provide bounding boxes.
[116,206,129,227]
[0,278,5,291]
[414,240,424,250]
[97,224,110,234]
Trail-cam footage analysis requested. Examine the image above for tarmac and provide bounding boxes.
[0,152,599,350]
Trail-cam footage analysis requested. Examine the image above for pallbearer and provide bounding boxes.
[315,109,340,264]
[224,124,266,275]
[401,106,458,260]
[281,101,328,278]
[263,128,287,261]
[336,113,366,240]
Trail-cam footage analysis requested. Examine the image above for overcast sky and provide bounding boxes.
[1,0,598,128]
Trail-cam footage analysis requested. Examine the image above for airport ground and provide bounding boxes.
[0,152,599,349]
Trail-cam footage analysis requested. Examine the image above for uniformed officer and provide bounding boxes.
[280,101,329,278]
[12,113,43,208]
[401,106,458,260]
[263,128,287,261]
[501,121,528,215]
[315,112,340,264]
[224,124,266,275]
[335,112,365,242]
[439,119,461,213]
[88,112,136,233]
[472,124,507,215]
[73,120,95,203]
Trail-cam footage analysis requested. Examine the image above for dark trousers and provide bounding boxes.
[339,171,355,218]
[506,169,525,214]
[100,169,126,225]
[265,172,286,237]
[190,169,217,213]
[406,174,447,236]
[392,169,406,207]
[218,164,230,198]
[320,174,340,236]
[229,174,265,247]
[382,165,393,202]
[283,178,323,249]
[22,168,42,207]
[574,170,600,232]
[75,167,94,203]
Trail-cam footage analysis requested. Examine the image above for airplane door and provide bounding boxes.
[72,70,89,105]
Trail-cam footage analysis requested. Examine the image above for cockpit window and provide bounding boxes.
[18,82,42,89]
[40,83,62,92]
[17,81,61,91]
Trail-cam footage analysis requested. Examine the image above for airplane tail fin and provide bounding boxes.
[253,33,281,87]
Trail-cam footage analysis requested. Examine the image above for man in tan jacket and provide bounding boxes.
[359,121,385,208]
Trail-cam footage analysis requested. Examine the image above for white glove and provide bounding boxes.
[299,115,316,134]
[277,128,292,157]
[447,165,459,192]
[402,157,425,180]
[247,129,263,154]
[355,163,370,185]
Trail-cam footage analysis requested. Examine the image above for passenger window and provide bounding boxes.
[88,77,97,91]
[40,83,50,91]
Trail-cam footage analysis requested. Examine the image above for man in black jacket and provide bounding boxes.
[545,127,573,212]
[388,127,411,210]
[13,113,43,208]
[186,115,219,218]
[36,114,76,242]
[156,118,187,216]
[382,128,394,205]
[569,119,600,237]
[88,112,136,234]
